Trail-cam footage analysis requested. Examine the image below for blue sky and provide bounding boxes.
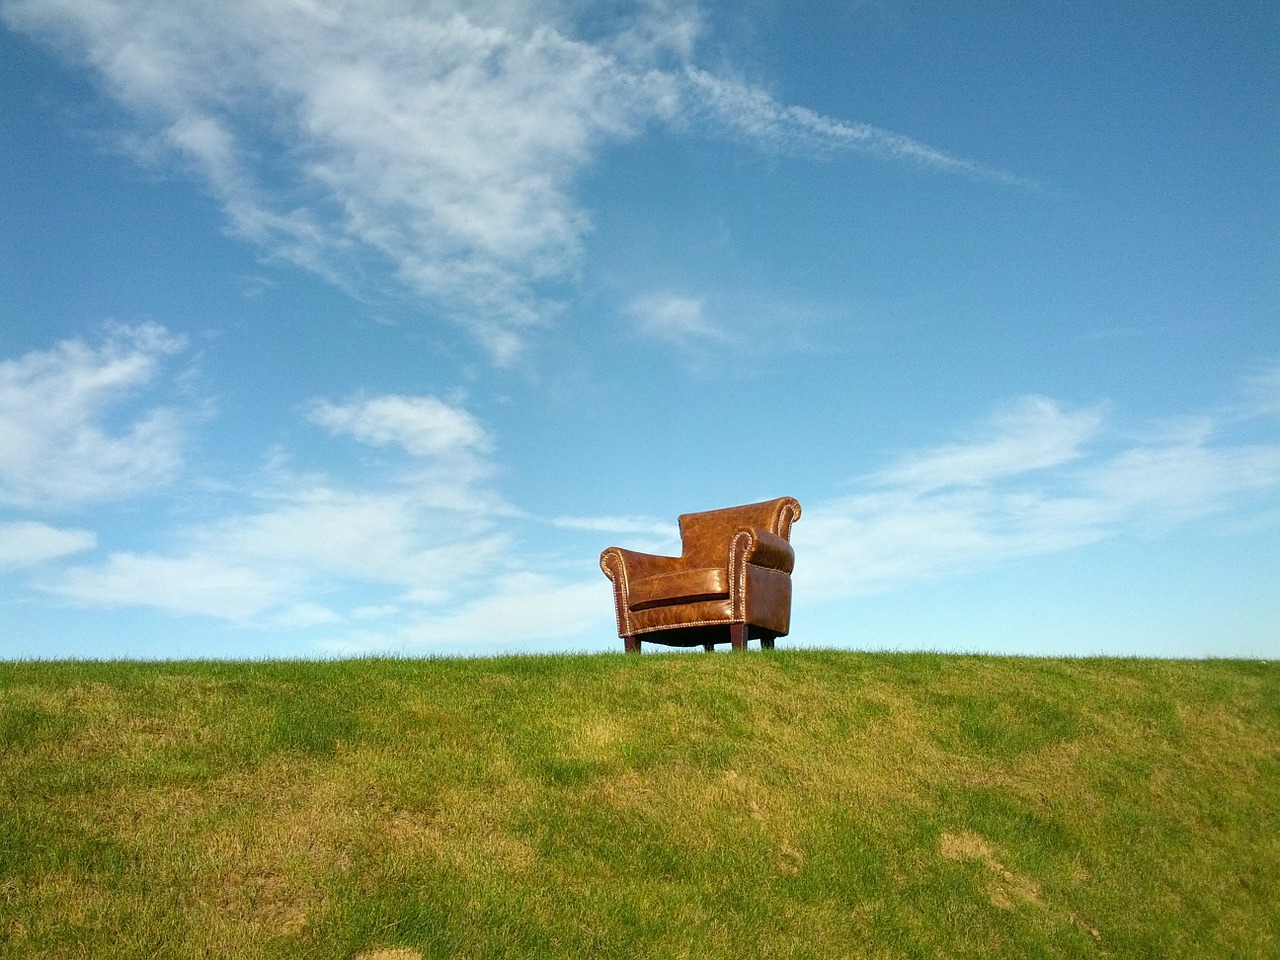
[2,0,1277,660]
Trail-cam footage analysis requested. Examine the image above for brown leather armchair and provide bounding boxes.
[600,497,801,652]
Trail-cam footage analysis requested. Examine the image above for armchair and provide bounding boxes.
[600,497,801,652]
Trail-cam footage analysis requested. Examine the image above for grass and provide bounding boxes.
[1,651,1277,959]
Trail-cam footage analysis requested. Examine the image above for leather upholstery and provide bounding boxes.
[600,497,801,651]
[628,567,730,611]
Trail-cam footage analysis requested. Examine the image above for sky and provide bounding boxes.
[1,0,1277,661]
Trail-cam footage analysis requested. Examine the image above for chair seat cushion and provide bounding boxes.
[628,567,730,611]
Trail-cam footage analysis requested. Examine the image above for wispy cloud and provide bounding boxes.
[873,396,1104,491]
[322,574,611,656]
[0,320,515,625]
[41,384,516,623]
[682,68,1035,188]
[1239,359,1280,418]
[307,392,513,514]
[1083,422,1280,529]
[308,394,492,460]
[0,323,186,509]
[44,472,515,622]
[627,292,728,346]
[0,521,96,570]
[3,0,1024,361]
[795,395,1280,603]
[551,514,679,538]
[51,550,297,622]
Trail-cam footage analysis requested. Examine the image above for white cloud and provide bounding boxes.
[681,68,1035,188]
[409,573,609,649]
[197,486,509,591]
[322,573,611,654]
[307,393,515,514]
[45,482,511,623]
[1,0,673,362]
[272,602,343,628]
[308,394,491,459]
[39,385,513,625]
[52,552,288,621]
[1239,359,1280,418]
[352,603,401,621]
[2,0,1021,362]
[552,513,678,538]
[873,396,1104,491]
[627,293,728,345]
[1085,425,1280,528]
[0,324,186,508]
[796,487,1111,602]
[0,521,96,570]
[795,396,1280,604]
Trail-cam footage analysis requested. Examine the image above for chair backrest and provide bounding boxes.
[678,497,801,566]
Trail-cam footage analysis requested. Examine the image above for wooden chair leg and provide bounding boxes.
[624,635,640,653]
[730,622,747,651]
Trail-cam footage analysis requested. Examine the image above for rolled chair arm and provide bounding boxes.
[601,547,689,642]
[600,547,686,585]
[731,527,795,573]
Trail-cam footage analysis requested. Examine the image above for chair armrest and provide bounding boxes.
[601,547,688,639]
[732,527,795,574]
[600,547,687,585]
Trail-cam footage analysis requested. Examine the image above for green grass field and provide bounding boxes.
[2,651,1277,959]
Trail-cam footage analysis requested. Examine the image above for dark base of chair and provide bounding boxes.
[623,622,780,653]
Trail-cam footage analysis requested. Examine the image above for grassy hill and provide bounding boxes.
[2,651,1277,959]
